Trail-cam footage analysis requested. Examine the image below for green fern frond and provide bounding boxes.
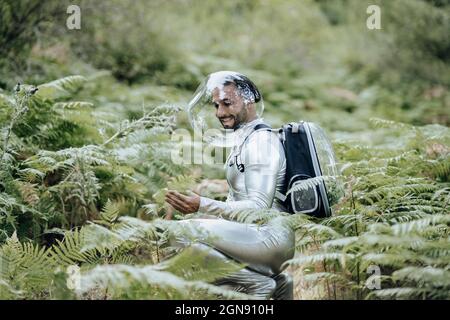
[359,183,437,205]
[67,216,161,264]
[360,233,426,250]
[37,76,87,99]
[50,229,100,266]
[296,222,342,239]
[0,233,55,298]
[53,102,94,109]
[390,214,450,235]
[0,278,23,299]
[425,156,450,180]
[99,199,120,224]
[392,266,450,287]
[361,252,415,268]
[117,216,160,241]
[227,208,286,224]
[77,264,251,300]
[286,176,324,195]
[18,168,45,183]
[80,224,124,255]
[322,236,359,249]
[370,287,426,299]
[155,246,244,283]
[15,181,40,206]
[284,252,355,268]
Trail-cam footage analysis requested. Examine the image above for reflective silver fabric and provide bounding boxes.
[199,118,286,216]
[170,216,295,299]
[173,216,294,276]
[187,118,294,270]
[172,118,294,299]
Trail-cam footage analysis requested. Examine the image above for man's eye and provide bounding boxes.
[213,102,219,108]
[224,101,231,106]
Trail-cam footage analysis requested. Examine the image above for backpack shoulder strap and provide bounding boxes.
[254,123,272,131]
[240,123,272,150]
[253,123,287,202]
[233,123,273,173]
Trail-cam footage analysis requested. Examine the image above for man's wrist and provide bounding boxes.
[198,196,209,213]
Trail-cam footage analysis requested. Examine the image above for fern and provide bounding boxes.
[0,233,55,298]
[36,75,87,100]
[284,119,450,299]
[285,252,355,267]
[102,104,180,146]
[94,199,120,225]
[227,208,288,224]
[1,71,448,300]
[370,287,427,299]
[53,101,94,109]
[390,214,450,235]
[154,246,244,283]
[77,264,251,300]
[50,229,100,266]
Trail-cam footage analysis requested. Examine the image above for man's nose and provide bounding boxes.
[216,104,227,118]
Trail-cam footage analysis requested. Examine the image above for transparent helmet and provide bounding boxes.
[307,122,345,207]
[187,71,264,147]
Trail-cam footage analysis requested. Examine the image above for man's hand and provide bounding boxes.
[165,190,200,214]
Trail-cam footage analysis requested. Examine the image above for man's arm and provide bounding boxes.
[198,131,283,219]
[198,132,281,218]
[166,131,283,218]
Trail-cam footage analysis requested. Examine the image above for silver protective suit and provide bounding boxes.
[199,118,286,215]
[170,118,295,299]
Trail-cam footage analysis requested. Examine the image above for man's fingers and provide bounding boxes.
[165,190,199,214]
[165,193,181,206]
[165,192,185,204]
[165,193,187,211]
[169,190,189,201]
[165,190,179,200]
[166,198,184,212]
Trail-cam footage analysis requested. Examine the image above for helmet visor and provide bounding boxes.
[187,71,264,147]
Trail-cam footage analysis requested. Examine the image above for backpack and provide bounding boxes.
[254,122,344,218]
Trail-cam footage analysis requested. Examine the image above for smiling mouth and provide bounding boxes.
[220,116,234,125]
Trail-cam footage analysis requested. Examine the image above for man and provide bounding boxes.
[165,71,294,299]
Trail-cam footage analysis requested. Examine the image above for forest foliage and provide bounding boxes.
[0,0,449,299]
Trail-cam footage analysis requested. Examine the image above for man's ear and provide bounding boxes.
[246,103,257,115]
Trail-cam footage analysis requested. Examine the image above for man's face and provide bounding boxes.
[212,84,248,130]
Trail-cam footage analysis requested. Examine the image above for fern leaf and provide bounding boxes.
[322,236,359,249]
[284,252,355,268]
[37,76,87,99]
[392,266,450,287]
[53,101,94,109]
[50,229,100,266]
[371,287,427,299]
[155,246,244,283]
[390,214,450,235]
[99,199,120,224]
[77,264,251,300]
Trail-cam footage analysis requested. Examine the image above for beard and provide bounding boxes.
[219,108,248,130]
[219,115,236,129]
